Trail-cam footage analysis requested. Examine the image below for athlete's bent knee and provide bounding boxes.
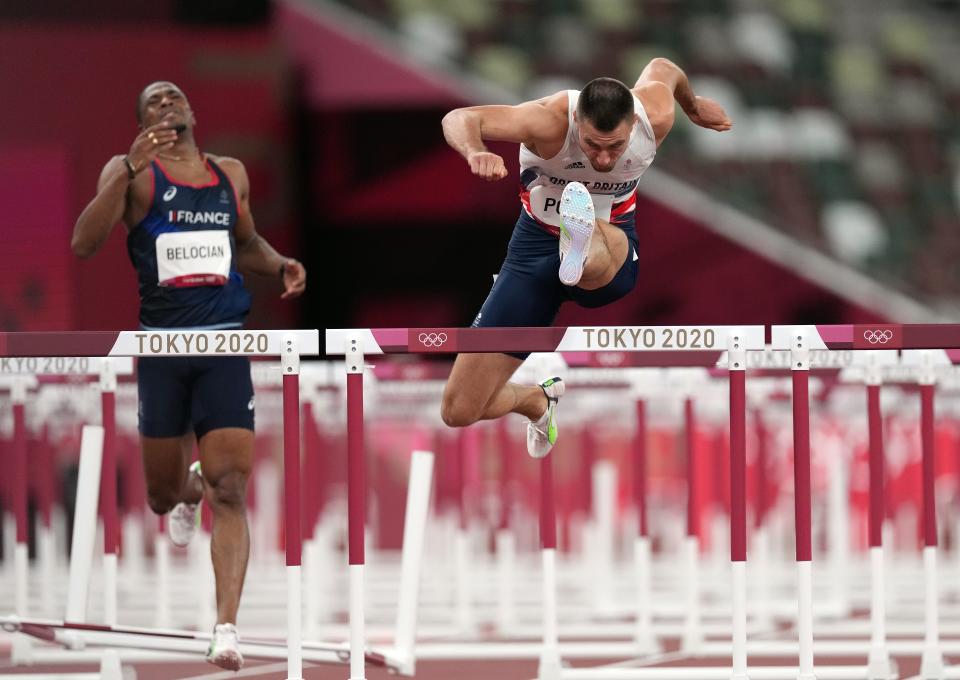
[206,470,249,510]
[147,490,179,515]
[440,394,480,429]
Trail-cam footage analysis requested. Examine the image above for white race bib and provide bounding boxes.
[528,184,615,227]
[156,231,231,288]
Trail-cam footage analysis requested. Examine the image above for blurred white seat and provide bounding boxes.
[822,201,888,265]
[730,11,794,74]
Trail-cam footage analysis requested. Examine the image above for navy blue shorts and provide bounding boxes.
[137,356,255,439]
[472,210,639,356]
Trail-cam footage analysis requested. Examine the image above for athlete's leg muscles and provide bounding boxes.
[198,427,253,625]
[579,218,629,290]
[441,353,547,427]
[142,433,198,514]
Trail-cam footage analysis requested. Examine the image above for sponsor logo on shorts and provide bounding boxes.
[248,397,255,410]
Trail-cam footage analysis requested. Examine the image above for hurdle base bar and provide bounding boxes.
[0,616,398,671]
[559,666,868,680]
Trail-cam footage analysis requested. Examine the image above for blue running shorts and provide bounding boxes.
[137,355,255,439]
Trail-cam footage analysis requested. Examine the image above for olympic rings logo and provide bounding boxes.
[418,332,448,348]
[863,329,893,344]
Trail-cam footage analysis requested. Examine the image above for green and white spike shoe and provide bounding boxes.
[527,377,565,459]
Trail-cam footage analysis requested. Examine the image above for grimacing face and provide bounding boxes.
[139,82,195,131]
[575,114,637,172]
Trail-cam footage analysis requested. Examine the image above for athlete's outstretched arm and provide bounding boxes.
[441,96,566,181]
[225,158,306,299]
[634,58,732,144]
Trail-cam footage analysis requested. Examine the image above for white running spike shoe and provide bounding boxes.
[558,181,596,286]
[207,622,244,671]
[168,461,202,548]
[526,377,565,459]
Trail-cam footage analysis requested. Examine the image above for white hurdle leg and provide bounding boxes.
[392,450,434,675]
[634,536,658,654]
[592,461,617,617]
[496,529,517,634]
[867,547,895,679]
[825,444,849,617]
[540,547,561,680]
[66,425,105,623]
[752,527,772,629]
[920,546,945,679]
[680,537,702,652]
[38,520,57,616]
[454,526,473,632]
[154,528,171,629]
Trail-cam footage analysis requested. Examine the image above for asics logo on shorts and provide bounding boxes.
[418,332,448,347]
[863,329,893,344]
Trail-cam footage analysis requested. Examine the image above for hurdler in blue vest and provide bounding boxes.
[71,80,307,671]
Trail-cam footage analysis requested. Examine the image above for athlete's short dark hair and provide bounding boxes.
[577,77,634,132]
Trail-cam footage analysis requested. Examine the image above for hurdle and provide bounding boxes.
[0,359,135,661]
[330,326,863,679]
[0,330,329,680]
[770,323,960,680]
